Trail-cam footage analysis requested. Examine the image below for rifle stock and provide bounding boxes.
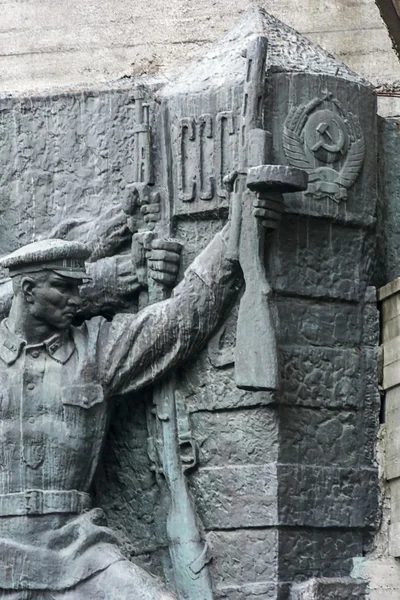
[149,291,214,599]
[229,35,280,391]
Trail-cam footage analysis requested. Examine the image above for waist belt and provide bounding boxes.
[0,489,92,516]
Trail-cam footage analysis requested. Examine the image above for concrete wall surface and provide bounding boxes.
[0,0,399,115]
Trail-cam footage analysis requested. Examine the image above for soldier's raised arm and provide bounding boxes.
[97,224,240,397]
[95,179,289,398]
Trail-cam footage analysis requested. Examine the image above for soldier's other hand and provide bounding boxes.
[146,239,182,288]
[91,206,132,260]
[253,192,284,231]
[115,255,142,296]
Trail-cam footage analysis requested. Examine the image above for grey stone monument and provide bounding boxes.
[0,7,380,600]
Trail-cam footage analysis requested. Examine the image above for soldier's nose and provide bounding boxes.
[68,294,81,308]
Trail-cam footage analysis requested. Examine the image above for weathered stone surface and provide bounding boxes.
[278,465,379,528]
[276,299,362,347]
[362,348,381,466]
[280,346,361,409]
[376,118,400,286]
[207,529,278,586]
[191,408,278,468]
[95,394,167,555]
[190,465,278,529]
[290,577,366,599]
[362,290,380,346]
[272,216,367,301]
[279,408,363,468]
[183,342,275,412]
[190,464,378,530]
[175,219,226,272]
[0,89,146,257]
[279,530,363,581]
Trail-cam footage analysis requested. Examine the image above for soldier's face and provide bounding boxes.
[30,272,82,330]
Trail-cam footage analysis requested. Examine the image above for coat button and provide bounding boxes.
[31,351,39,358]
[27,383,35,390]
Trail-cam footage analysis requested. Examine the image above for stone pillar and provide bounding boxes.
[379,278,400,557]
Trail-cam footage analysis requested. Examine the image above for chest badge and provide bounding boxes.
[22,432,45,470]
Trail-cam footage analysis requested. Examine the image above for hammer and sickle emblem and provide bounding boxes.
[311,119,346,154]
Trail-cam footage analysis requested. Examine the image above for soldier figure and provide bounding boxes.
[0,198,278,599]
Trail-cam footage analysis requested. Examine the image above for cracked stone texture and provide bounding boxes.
[207,529,278,587]
[190,408,278,467]
[280,347,361,409]
[279,407,368,467]
[279,531,363,581]
[0,89,147,259]
[189,464,378,530]
[290,577,366,599]
[271,216,370,301]
[276,299,362,347]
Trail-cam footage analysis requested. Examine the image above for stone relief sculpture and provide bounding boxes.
[283,94,365,203]
[0,214,275,599]
[0,33,306,596]
[0,7,381,600]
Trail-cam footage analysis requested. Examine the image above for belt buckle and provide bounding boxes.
[25,489,44,515]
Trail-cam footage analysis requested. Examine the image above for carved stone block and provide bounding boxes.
[272,216,368,301]
[278,465,379,528]
[190,465,278,529]
[280,347,361,409]
[290,577,366,600]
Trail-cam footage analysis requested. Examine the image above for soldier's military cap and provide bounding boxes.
[0,239,91,280]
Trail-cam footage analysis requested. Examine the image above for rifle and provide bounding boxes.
[227,36,308,391]
[125,94,214,600]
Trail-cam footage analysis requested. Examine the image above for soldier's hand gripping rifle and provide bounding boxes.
[124,96,214,600]
[227,36,308,392]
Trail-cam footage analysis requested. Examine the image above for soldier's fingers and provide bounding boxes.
[117,253,131,263]
[150,272,176,286]
[118,274,139,286]
[144,214,161,223]
[117,266,133,277]
[253,198,284,212]
[253,208,282,221]
[148,261,179,274]
[106,211,128,229]
[107,225,131,241]
[151,239,182,253]
[140,204,160,215]
[147,249,181,263]
[262,219,280,230]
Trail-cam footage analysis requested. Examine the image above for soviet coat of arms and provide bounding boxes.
[283,95,365,203]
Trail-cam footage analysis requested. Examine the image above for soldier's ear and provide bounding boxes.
[21,277,36,303]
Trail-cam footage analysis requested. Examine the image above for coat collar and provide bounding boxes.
[0,319,76,366]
